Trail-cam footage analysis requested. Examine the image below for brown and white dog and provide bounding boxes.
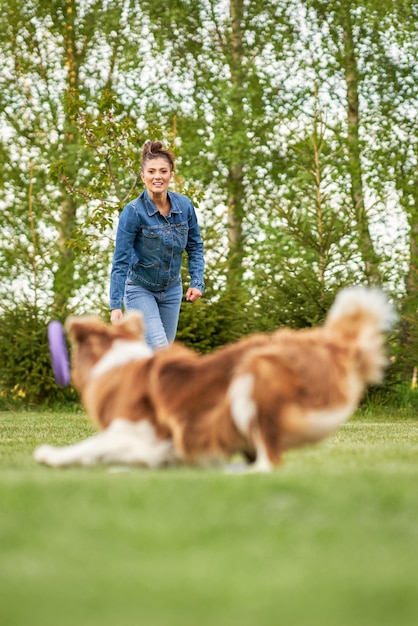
[34,287,395,472]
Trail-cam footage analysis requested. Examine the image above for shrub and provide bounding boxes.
[0,302,77,408]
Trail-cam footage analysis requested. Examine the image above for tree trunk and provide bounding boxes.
[398,157,418,381]
[227,0,246,284]
[52,0,79,317]
[343,13,381,284]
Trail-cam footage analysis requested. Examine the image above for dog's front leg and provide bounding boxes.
[34,418,175,468]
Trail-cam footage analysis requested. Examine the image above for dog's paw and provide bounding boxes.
[245,460,273,474]
[33,444,63,467]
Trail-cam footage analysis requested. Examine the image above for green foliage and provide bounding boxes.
[0,302,77,408]
[177,281,255,352]
[63,102,162,247]
[1,0,418,404]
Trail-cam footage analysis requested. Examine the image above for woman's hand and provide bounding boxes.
[185,288,202,303]
[110,309,123,324]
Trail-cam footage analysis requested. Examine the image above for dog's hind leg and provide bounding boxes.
[229,373,275,473]
[246,430,273,473]
[229,372,284,473]
[34,419,175,468]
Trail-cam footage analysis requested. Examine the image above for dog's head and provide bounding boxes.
[65,311,150,392]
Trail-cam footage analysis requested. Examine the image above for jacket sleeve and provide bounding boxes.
[109,204,139,310]
[185,201,205,293]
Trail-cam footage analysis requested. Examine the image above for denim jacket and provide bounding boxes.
[110,190,205,310]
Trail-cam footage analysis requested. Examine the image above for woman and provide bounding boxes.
[109,140,204,349]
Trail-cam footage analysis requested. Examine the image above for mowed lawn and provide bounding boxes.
[1,409,418,626]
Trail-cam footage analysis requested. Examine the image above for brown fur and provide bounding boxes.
[63,287,394,470]
[67,319,271,462]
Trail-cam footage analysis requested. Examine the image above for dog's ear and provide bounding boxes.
[116,311,145,339]
[65,312,145,344]
[65,316,107,343]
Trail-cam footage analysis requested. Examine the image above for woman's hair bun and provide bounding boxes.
[141,140,175,171]
[143,140,163,157]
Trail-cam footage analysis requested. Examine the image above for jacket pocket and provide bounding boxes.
[173,224,188,254]
[141,228,161,253]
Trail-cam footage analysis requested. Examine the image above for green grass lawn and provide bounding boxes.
[1,409,418,626]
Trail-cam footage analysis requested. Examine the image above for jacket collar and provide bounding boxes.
[142,190,181,216]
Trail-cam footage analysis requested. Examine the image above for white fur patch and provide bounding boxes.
[90,339,152,379]
[34,418,175,468]
[327,286,396,331]
[249,431,273,473]
[229,373,257,435]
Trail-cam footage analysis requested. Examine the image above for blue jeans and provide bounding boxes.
[124,280,183,350]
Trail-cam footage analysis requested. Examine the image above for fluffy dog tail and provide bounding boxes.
[324,286,397,384]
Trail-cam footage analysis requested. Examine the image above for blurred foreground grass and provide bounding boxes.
[1,410,418,626]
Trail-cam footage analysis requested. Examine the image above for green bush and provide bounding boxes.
[0,302,78,408]
[0,292,413,412]
[177,282,255,353]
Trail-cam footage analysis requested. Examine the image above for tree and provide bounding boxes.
[302,0,385,283]
[1,0,418,403]
[138,0,296,286]
[252,86,364,330]
[367,0,418,381]
[136,1,412,306]
[0,0,158,320]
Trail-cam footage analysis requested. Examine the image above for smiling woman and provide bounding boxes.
[109,140,205,350]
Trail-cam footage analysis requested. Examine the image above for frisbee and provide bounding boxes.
[47,321,70,386]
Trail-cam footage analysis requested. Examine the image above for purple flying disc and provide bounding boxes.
[47,321,70,386]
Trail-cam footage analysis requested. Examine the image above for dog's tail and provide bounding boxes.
[325,286,397,384]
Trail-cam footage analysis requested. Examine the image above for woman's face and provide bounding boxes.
[141,157,173,195]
